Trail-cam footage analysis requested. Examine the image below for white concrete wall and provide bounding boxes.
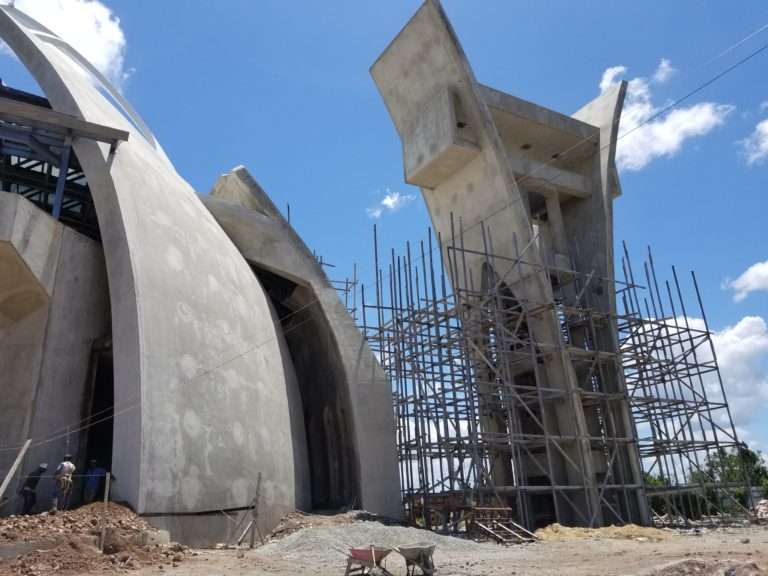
[24,226,111,495]
[0,194,110,513]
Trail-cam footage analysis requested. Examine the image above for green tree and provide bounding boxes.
[695,444,768,508]
[702,444,768,485]
[645,472,669,515]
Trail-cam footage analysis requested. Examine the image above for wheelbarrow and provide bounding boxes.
[393,542,436,576]
[343,546,394,576]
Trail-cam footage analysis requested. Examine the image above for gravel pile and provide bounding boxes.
[257,519,500,565]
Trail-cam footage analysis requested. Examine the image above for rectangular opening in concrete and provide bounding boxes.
[83,349,113,500]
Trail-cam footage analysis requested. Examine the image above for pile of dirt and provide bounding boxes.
[4,538,105,576]
[650,558,764,575]
[0,502,154,544]
[535,522,672,541]
[2,539,189,576]
[0,502,189,575]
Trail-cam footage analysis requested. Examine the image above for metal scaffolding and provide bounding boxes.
[0,84,127,242]
[618,245,750,525]
[358,219,749,534]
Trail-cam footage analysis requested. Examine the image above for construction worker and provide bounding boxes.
[51,454,75,512]
[83,459,108,504]
[18,462,48,515]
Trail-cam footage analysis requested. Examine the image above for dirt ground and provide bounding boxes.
[1,505,766,576]
[122,525,768,576]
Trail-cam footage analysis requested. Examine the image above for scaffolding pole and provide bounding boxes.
[358,219,750,534]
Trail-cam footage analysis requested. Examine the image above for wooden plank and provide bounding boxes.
[248,472,264,547]
[100,473,112,552]
[0,439,31,500]
[493,521,528,542]
[0,97,129,144]
[475,521,506,544]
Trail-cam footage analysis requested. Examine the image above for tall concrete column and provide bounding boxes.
[372,0,648,527]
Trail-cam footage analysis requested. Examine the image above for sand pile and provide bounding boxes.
[535,522,672,541]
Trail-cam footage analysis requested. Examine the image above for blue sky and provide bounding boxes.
[2,1,767,455]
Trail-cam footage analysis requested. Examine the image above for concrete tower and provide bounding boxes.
[371,1,649,527]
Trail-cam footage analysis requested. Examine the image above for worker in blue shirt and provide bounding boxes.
[83,459,108,504]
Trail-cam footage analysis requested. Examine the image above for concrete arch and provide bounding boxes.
[0,6,307,543]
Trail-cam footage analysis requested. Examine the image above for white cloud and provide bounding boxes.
[600,59,734,171]
[599,65,627,93]
[722,260,768,302]
[665,315,768,428]
[2,0,130,90]
[709,316,768,426]
[652,58,675,84]
[625,315,768,445]
[739,118,768,166]
[366,189,417,219]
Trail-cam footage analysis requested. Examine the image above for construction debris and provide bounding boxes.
[0,502,187,575]
[0,502,154,544]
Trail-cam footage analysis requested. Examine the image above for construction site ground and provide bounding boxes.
[0,504,766,576]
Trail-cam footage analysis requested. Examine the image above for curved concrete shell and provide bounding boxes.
[201,166,400,518]
[0,6,399,543]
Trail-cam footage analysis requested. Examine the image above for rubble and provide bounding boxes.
[0,502,187,575]
[650,559,764,576]
[0,502,154,544]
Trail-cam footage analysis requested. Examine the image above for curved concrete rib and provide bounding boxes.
[0,6,308,542]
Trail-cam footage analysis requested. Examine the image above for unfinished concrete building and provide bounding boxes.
[0,5,400,545]
[367,1,747,534]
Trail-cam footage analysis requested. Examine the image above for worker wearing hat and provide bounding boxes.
[18,462,48,515]
[51,454,75,512]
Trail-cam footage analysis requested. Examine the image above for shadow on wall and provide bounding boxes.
[251,264,356,510]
